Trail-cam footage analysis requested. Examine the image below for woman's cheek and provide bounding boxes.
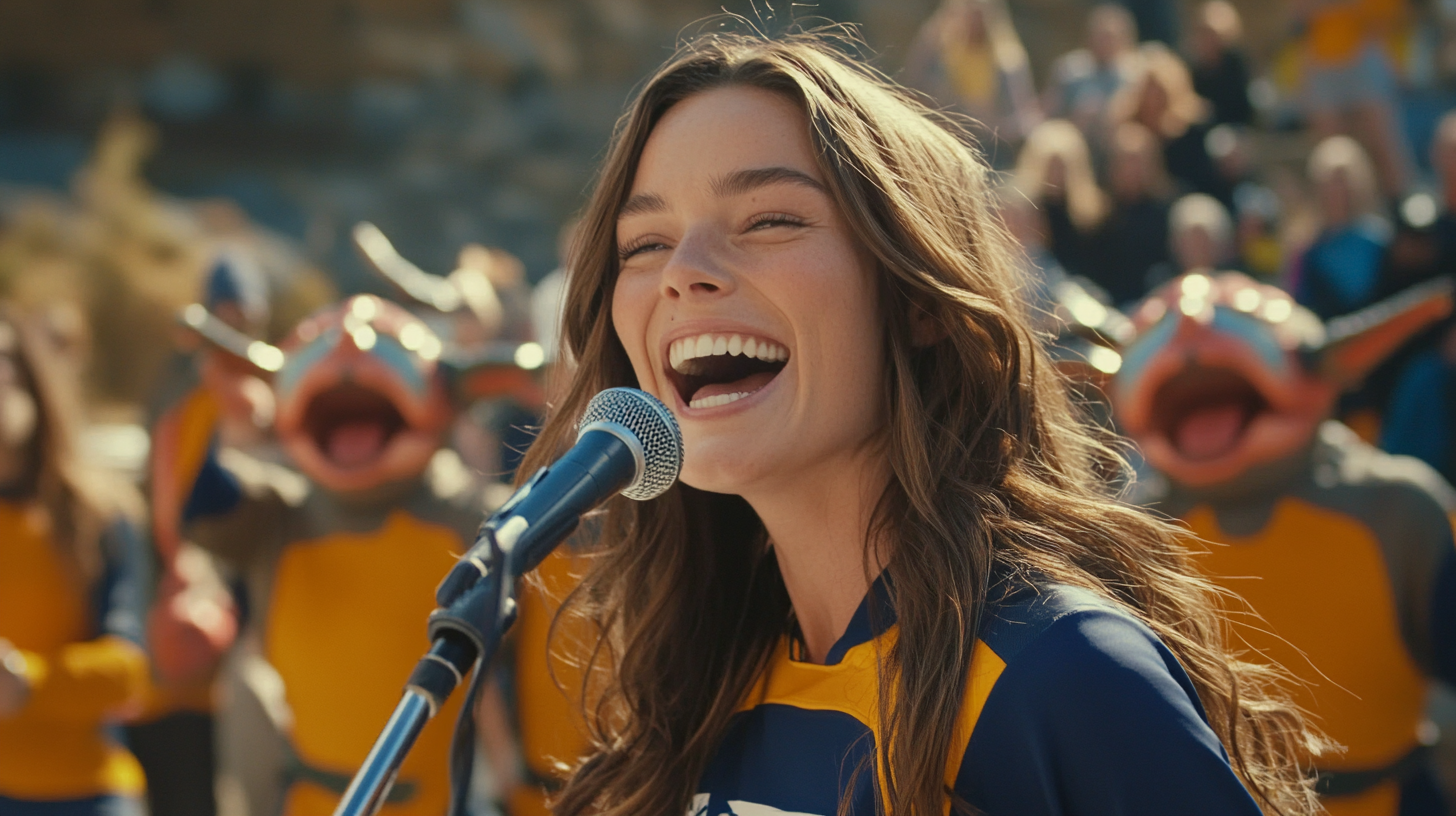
[611,273,658,385]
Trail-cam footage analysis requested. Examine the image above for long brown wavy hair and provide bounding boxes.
[0,304,133,584]
[523,27,1323,816]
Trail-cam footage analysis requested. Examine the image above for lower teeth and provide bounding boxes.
[689,391,752,409]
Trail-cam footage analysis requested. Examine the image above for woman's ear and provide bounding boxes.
[908,300,946,348]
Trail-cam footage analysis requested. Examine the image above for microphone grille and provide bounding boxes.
[578,387,683,500]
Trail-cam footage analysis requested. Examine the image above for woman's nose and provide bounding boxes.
[659,230,735,300]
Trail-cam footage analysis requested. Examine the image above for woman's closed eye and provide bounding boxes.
[619,236,669,261]
[746,212,808,232]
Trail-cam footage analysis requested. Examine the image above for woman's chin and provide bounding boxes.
[677,444,775,498]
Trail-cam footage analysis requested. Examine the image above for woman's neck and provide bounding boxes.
[745,446,890,664]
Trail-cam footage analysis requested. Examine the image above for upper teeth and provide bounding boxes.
[669,333,787,372]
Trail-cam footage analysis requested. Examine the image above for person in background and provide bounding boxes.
[1373,116,1456,472]
[0,305,151,816]
[1188,1,1255,127]
[905,0,1042,167]
[129,254,268,816]
[1014,119,1109,279]
[1233,183,1285,280]
[1427,112,1456,287]
[1147,193,1237,290]
[1297,0,1413,198]
[1110,44,1225,202]
[1293,135,1392,320]
[1042,4,1141,140]
[1089,121,1175,306]
[1205,124,1255,211]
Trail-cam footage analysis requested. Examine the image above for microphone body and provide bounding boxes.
[437,387,682,606]
[482,426,637,581]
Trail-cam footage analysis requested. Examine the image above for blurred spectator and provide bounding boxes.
[1355,113,1456,414]
[1042,5,1141,138]
[0,305,150,816]
[1110,44,1225,202]
[1147,193,1237,288]
[1188,1,1255,127]
[1204,124,1253,209]
[1429,112,1456,282]
[1376,192,1446,301]
[1088,122,1175,306]
[1014,119,1109,278]
[1119,0,1180,47]
[905,0,1042,167]
[1298,0,1412,197]
[1232,183,1285,280]
[1293,135,1391,320]
[1370,119,1456,449]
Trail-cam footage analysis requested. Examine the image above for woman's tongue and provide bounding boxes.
[690,371,777,404]
[1174,403,1246,460]
[327,421,387,468]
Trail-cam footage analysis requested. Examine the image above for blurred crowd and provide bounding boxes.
[909,0,1456,464]
[1,0,1455,814]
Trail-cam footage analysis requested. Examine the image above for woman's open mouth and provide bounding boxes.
[302,382,408,468]
[1149,366,1269,461]
[666,332,789,410]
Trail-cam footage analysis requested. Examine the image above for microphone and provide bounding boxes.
[437,387,683,605]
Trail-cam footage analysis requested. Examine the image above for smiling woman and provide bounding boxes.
[521,27,1325,816]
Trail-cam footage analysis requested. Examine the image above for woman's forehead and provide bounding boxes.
[627,87,822,202]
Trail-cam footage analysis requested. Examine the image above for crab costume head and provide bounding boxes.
[1112,271,1451,488]
[271,295,453,494]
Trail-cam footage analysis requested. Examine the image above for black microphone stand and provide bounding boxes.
[332,524,516,816]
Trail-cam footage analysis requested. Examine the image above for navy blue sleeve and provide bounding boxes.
[92,518,149,646]
[182,440,243,522]
[1381,351,1453,480]
[1429,550,1456,687]
[955,609,1262,816]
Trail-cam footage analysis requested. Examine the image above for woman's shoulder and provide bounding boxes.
[971,581,1207,719]
[953,578,1262,815]
[976,577,1167,672]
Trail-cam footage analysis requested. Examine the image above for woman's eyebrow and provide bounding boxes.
[616,167,826,221]
[712,166,827,198]
[618,192,667,219]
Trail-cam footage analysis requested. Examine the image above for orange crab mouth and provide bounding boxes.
[303,383,408,470]
[1150,365,1270,462]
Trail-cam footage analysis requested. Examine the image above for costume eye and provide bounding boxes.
[746,213,805,231]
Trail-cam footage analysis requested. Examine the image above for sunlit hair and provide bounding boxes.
[0,304,134,582]
[1014,118,1108,231]
[527,28,1322,816]
[1111,43,1209,138]
[1308,135,1380,222]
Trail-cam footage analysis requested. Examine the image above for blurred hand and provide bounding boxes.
[0,639,31,717]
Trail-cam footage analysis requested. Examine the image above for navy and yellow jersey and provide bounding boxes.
[1148,421,1456,816]
[0,502,149,802]
[185,447,485,816]
[695,577,1261,816]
